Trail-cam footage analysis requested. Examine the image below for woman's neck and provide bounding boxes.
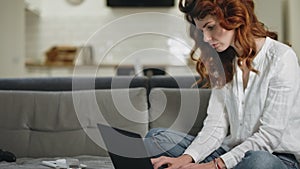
[232,37,266,90]
[231,37,266,58]
[255,37,266,54]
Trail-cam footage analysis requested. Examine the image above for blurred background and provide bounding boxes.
[0,0,299,78]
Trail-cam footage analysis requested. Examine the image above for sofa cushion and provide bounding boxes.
[0,88,148,158]
[0,76,148,91]
[149,88,211,136]
[149,76,205,89]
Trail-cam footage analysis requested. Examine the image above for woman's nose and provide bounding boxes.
[203,32,212,42]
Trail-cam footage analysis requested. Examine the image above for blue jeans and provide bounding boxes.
[144,128,300,169]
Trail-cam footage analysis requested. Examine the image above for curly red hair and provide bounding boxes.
[179,0,277,88]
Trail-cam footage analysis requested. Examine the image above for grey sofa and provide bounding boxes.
[0,76,211,169]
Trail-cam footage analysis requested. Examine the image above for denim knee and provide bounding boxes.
[144,128,180,157]
[144,128,194,158]
[235,150,287,169]
[145,128,167,138]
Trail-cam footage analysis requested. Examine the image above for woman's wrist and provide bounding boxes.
[214,158,226,169]
[213,159,219,169]
[181,154,194,163]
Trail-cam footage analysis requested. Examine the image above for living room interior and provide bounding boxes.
[0,0,299,168]
[0,0,299,78]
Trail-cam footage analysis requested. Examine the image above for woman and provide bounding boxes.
[145,0,300,169]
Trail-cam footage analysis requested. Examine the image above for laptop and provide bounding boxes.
[97,123,166,169]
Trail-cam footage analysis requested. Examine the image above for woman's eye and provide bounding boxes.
[207,25,215,31]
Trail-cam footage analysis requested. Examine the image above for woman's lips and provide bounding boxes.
[211,43,219,48]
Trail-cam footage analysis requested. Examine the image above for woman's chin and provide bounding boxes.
[215,45,229,52]
[216,48,225,52]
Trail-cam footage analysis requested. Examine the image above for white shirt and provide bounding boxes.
[184,37,300,168]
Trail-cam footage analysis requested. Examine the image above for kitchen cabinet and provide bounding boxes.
[25,64,115,77]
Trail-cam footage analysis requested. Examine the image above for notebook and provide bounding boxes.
[97,123,166,169]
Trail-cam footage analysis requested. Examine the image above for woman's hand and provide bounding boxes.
[178,158,226,169]
[151,155,225,169]
[178,162,215,169]
[151,154,194,169]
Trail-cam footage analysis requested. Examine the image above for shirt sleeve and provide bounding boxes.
[184,87,229,163]
[221,49,300,168]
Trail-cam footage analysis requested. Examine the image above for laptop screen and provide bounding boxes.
[97,124,154,169]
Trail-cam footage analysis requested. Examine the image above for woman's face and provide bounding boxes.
[194,15,235,52]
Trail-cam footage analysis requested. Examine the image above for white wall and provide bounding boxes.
[0,0,25,77]
[26,0,295,64]
[0,0,295,77]
[254,0,285,42]
[287,0,300,56]
[250,0,300,57]
[25,0,189,66]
